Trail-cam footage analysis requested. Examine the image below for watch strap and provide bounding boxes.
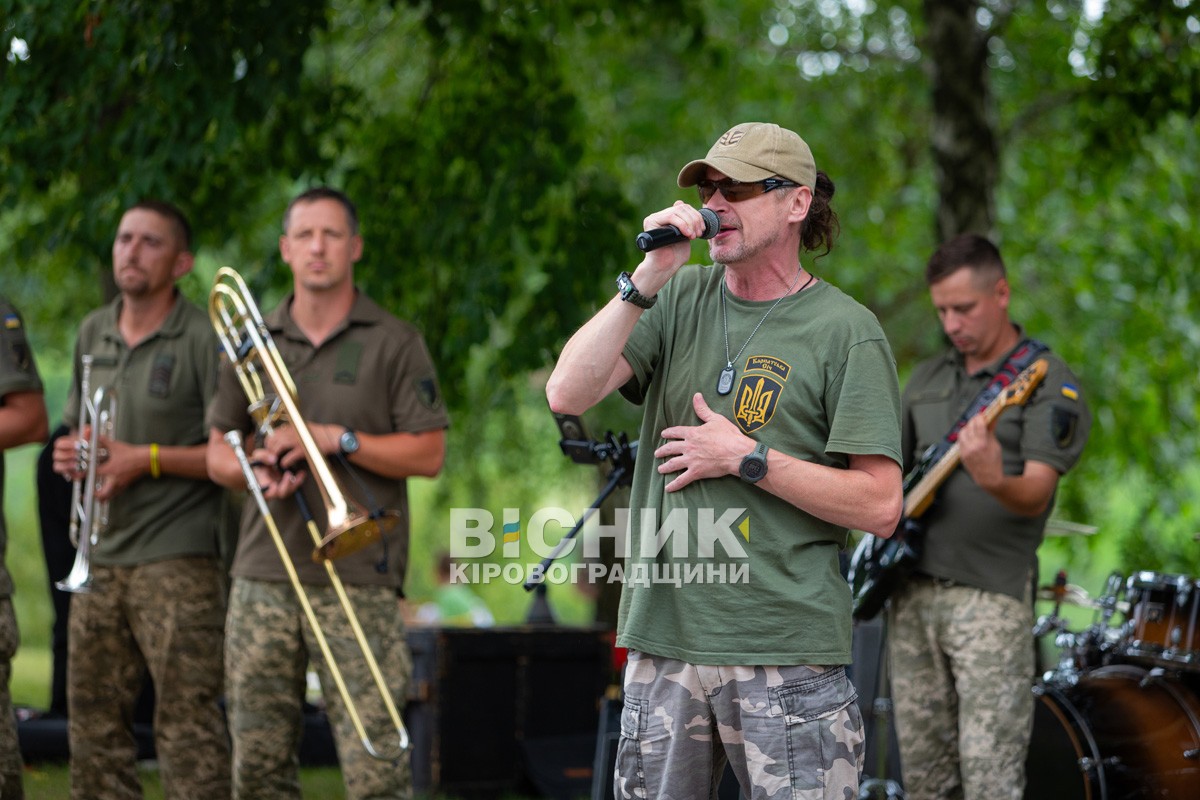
[617,271,657,309]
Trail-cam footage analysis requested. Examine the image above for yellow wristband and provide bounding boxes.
[149,443,161,479]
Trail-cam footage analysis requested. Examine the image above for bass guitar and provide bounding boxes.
[850,358,1049,621]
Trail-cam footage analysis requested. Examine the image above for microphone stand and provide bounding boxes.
[522,430,637,624]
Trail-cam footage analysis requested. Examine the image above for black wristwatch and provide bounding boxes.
[616,271,657,309]
[338,428,360,456]
[739,443,769,484]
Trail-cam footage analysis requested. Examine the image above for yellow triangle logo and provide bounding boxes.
[739,517,750,543]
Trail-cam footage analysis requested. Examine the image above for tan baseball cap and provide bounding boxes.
[677,122,816,189]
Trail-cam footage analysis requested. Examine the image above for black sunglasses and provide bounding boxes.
[696,177,799,204]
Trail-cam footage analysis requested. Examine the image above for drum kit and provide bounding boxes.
[1028,567,1200,798]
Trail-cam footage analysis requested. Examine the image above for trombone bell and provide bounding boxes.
[315,511,402,562]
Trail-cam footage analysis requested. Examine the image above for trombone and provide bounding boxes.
[209,267,409,758]
[58,355,117,594]
[208,266,397,561]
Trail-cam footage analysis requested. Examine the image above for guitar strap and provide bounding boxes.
[904,338,1048,493]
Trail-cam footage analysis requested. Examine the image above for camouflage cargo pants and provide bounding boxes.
[0,597,23,800]
[615,650,864,800]
[887,577,1034,800]
[68,557,230,800]
[225,577,412,800]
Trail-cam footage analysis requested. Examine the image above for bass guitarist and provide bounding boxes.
[888,234,1091,800]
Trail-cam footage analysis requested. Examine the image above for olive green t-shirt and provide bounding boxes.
[206,291,449,591]
[62,293,223,566]
[618,266,902,665]
[901,336,1091,600]
[0,296,45,596]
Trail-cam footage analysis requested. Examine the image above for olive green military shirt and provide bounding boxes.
[901,333,1091,600]
[62,292,223,566]
[618,266,903,665]
[0,296,45,596]
[206,291,449,591]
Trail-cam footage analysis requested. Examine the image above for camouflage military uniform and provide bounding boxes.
[1,294,48,800]
[0,598,22,800]
[890,335,1090,800]
[68,559,228,799]
[617,652,863,799]
[207,290,448,799]
[888,579,1034,800]
[225,579,412,800]
[63,294,230,800]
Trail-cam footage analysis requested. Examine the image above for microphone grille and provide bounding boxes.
[699,207,720,239]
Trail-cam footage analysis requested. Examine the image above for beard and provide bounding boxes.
[707,222,783,266]
[115,265,151,297]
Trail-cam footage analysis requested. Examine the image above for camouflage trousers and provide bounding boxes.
[887,577,1034,800]
[0,597,24,800]
[615,650,864,800]
[68,557,230,800]
[225,577,412,800]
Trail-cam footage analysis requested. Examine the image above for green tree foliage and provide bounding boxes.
[1081,0,1200,154]
[0,0,337,314]
[3,0,1200,610]
[341,0,639,385]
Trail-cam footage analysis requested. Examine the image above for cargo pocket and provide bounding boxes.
[614,694,649,796]
[768,667,864,796]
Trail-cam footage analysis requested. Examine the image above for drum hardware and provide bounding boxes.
[1025,663,1200,799]
[1035,571,1129,686]
[1120,571,1200,670]
[1044,519,1099,537]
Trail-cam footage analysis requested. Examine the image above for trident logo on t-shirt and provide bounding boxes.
[734,355,788,433]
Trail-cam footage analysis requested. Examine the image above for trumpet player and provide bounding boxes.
[0,294,50,798]
[206,187,448,800]
[52,201,230,800]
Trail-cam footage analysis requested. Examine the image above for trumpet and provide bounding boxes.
[58,354,118,594]
[209,268,409,758]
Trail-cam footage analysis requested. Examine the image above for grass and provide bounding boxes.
[10,642,351,798]
[19,763,349,799]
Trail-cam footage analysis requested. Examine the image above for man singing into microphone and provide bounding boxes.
[547,122,903,798]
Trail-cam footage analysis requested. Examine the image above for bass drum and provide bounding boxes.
[1024,664,1200,799]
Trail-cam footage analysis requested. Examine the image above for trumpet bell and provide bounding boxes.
[56,554,94,594]
[314,511,402,562]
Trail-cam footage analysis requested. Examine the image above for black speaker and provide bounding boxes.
[404,626,614,799]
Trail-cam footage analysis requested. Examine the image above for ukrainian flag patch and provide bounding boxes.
[3,314,19,330]
[1061,383,1079,401]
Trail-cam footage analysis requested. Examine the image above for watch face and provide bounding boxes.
[340,430,359,454]
[740,456,767,482]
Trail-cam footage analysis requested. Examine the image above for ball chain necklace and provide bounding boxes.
[717,266,816,396]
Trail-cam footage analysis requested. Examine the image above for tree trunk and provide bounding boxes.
[923,0,998,241]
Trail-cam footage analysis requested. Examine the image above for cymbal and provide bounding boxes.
[1036,583,1130,614]
[1045,519,1099,537]
[1037,583,1099,607]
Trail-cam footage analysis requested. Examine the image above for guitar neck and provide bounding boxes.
[903,386,1021,519]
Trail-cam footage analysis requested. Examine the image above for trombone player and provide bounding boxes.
[206,187,448,800]
[51,201,230,799]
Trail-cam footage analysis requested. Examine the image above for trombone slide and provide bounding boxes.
[223,430,410,757]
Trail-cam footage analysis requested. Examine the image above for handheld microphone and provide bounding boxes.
[635,207,720,252]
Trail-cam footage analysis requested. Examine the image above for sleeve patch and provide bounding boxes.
[1051,405,1079,449]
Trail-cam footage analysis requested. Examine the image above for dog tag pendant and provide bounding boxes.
[717,366,735,396]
